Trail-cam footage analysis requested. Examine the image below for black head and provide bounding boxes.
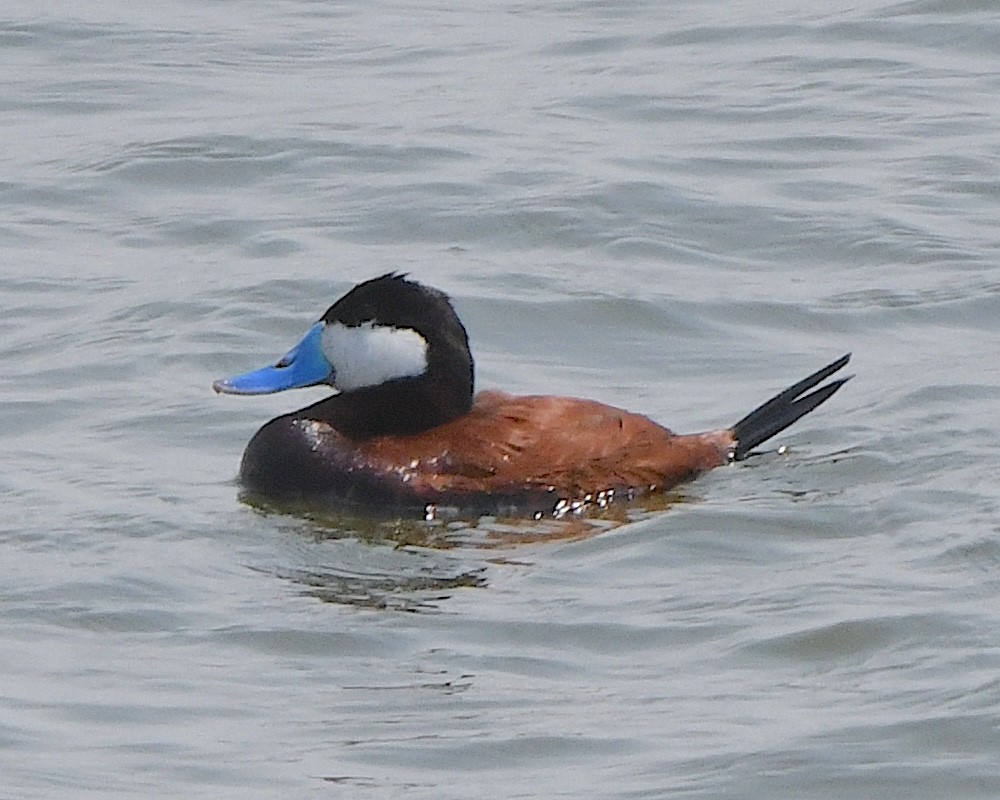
[317,274,475,437]
[214,273,475,438]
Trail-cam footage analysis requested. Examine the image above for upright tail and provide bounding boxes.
[730,353,852,461]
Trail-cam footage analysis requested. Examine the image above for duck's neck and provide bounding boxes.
[304,373,474,439]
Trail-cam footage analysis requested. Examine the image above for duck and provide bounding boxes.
[214,273,851,519]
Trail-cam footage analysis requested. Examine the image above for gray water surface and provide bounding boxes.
[4,1,1000,798]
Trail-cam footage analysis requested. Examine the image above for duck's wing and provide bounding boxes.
[361,391,730,498]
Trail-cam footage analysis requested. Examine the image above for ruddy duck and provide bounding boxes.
[214,274,851,518]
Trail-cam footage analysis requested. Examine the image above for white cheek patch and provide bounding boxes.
[321,321,428,391]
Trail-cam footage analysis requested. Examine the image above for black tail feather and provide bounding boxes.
[731,353,852,461]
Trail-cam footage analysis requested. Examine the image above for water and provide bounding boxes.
[4,0,1000,797]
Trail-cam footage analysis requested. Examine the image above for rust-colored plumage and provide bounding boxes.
[316,390,734,501]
